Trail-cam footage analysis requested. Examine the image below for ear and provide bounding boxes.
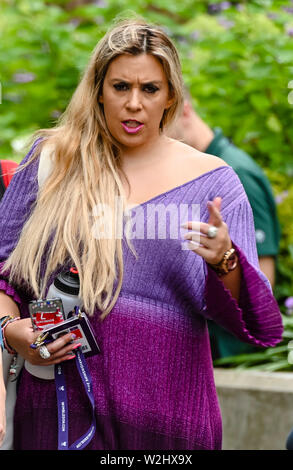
[98,94,104,104]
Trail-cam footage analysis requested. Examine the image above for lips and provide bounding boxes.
[121,120,144,134]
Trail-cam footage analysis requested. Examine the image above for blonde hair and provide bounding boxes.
[4,18,184,318]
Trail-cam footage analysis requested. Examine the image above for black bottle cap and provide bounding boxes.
[54,268,80,296]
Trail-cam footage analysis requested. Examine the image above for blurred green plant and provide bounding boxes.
[214,313,293,372]
[0,0,293,370]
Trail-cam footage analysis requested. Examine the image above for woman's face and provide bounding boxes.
[99,53,173,152]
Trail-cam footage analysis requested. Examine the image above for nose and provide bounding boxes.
[126,89,142,112]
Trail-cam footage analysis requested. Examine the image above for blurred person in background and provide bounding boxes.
[0,159,18,448]
[0,161,18,200]
[167,91,281,359]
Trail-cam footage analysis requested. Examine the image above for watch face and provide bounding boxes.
[227,252,237,271]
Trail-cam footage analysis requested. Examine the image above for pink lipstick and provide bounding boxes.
[121,120,144,134]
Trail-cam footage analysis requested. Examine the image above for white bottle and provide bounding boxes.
[46,268,82,318]
[25,268,81,380]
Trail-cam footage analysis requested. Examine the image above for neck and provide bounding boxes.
[120,134,169,171]
[187,113,215,152]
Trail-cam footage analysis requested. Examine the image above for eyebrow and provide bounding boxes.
[109,79,163,86]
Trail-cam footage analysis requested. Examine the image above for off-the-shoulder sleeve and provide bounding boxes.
[201,179,283,348]
[0,140,41,314]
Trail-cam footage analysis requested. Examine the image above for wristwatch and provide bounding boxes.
[209,247,238,276]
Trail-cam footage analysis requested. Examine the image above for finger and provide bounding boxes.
[207,198,222,223]
[207,198,223,227]
[183,230,201,244]
[181,221,201,231]
[183,222,219,237]
[36,341,81,365]
[49,343,81,364]
[214,196,222,211]
[46,331,76,355]
[49,341,81,360]
[184,231,217,249]
[186,242,218,264]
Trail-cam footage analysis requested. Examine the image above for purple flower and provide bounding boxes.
[208,2,231,14]
[286,26,293,37]
[267,13,278,20]
[283,6,293,14]
[235,4,244,11]
[175,35,189,46]
[69,18,81,28]
[285,297,293,315]
[218,17,235,29]
[275,190,289,204]
[208,3,222,14]
[50,110,62,119]
[12,72,36,83]
[94,0,108,7]
[221,1,231,10]
[190,31,200,41]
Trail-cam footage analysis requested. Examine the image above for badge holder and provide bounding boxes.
[49,307,100,450]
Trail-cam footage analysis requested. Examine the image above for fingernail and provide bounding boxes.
[66,355,76,360]
[71,333,76,340]
[72,343,82,349]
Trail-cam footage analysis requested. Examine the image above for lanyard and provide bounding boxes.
[55,348,96,450]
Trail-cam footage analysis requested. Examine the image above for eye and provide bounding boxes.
[143,84,159,94]
[113,82,129,91]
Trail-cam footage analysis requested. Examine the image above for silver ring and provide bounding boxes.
[39,345,51,360]
[207,225,218,239]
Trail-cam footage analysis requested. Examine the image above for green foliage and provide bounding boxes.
[214,315,293,372]
[1,0,293,369]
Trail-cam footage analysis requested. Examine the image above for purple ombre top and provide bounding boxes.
[0,143,283,450]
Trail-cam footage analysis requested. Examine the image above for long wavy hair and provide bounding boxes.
[4,18,184,318]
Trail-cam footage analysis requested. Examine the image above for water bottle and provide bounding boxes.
[25,268,81,380]
[47,267,81,318]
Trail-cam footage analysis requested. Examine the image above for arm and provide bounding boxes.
[183,189,283,348]
[204,197,282,348]
[0,286,22,447]
[0,144,79,366]
[0,291,21,317]
[259,256,275,288]
[235,167,280,288]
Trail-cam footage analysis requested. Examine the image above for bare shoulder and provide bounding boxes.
[168,139,228,177]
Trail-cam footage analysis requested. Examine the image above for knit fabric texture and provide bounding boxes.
[0,144,283,450]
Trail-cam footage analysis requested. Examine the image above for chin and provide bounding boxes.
[115,134,147,149]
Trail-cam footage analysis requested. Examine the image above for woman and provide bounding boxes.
[0,19,283,450]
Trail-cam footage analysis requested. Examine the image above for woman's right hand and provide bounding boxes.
[4,318,79,366]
